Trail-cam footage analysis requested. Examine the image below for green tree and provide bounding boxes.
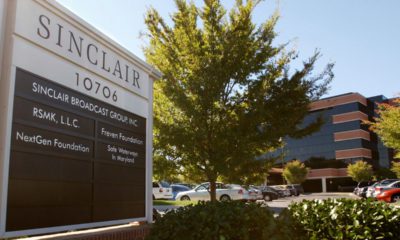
[282,160,309,184]
[347,161,373,183]
[367,98,400,158]
[391,162,400,178]
[144,0,333,201]
[153,156,180,183]
[374,167,397,180]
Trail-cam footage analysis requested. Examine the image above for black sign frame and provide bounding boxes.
[6,68,147,231]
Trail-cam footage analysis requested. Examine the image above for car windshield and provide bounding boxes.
[195,184,208,191]
[194,183,229,190]
[160,181,170,188]
[371,182,379,187]
[379,179,398,186]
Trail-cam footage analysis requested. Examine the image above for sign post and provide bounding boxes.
[0,0,161,238]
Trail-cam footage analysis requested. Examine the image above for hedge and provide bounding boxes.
[286,198,400,240]
[147,199,400,240]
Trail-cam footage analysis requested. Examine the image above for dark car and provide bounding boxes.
[270,185,290,197]
[171,184,191,200]
[291,184,304,195]
[260,186,279,201]
[284,184,304,196]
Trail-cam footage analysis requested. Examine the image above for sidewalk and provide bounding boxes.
[154,205,181,212]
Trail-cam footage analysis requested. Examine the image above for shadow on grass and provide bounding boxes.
[154,199,197,206]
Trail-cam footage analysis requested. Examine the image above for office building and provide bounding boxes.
[271,93,394,192]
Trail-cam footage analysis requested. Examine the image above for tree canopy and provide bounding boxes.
[391,162,400,178]
[347,161,373,183]
[282,160,309,184]
[367,98,400,159]
[144,0,333,200]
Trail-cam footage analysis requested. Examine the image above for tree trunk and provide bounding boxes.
[209,180,217,202]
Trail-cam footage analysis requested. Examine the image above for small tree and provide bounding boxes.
[391,162,400,178]
[366,98,400,158]
[283,160,309,184]
[347,161,373,182]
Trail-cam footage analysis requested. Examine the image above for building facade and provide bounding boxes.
[271,93,394,192]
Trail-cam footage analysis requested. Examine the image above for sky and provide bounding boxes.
[56,0,400,99]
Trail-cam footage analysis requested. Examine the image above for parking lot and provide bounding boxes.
[154,192,358,214]
[262,192,357,214]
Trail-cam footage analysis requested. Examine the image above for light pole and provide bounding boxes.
[279,137,285,184]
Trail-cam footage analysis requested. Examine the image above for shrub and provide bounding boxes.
[347,161,373,182]
[286,198,400,240]
[147,201,298,240]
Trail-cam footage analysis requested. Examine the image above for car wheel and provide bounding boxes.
[180,195,191,201]
[220,195,231,201]
[153,194,155,200]
[263,194,271,201]
[391,194,400,203]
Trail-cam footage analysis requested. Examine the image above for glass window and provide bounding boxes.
[160,181,170,188]
[196,184,208,191]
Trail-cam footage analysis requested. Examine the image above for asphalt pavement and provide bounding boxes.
[262,192,357,214]
[154,192,357,215]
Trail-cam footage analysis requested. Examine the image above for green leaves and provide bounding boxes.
[148,199,400,240]
[144,0,333,196]
[287,198,400,240]
[347,161,373,182]
[366,98,400,159]
[391,162,400,178]
[282,160,309,184]
[147,201,301,240]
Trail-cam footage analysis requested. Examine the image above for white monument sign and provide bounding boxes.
[0,0,160,237]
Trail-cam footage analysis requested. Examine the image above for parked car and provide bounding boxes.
[374,180,400,197]
[291,184,304,195]
[355,181,376,198]
[270,185,290,197]
[171,184,191,200]
[246,185,263,201]
[354,181,371,196]
[153,181,173,200]
[259,186,279,201]
[283,185,297,196]
[373,179,400,197]
[376,188,400,203]
[174,183,196,189]
[365,182,380,198]
[176,182,249,201]
[228,184,251,201]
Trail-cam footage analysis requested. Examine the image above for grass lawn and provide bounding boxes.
[153,199,198,206]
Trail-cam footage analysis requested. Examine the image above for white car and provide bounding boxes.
[153,181,173,200]
[176,182,249,201]
[365,182,380,198]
